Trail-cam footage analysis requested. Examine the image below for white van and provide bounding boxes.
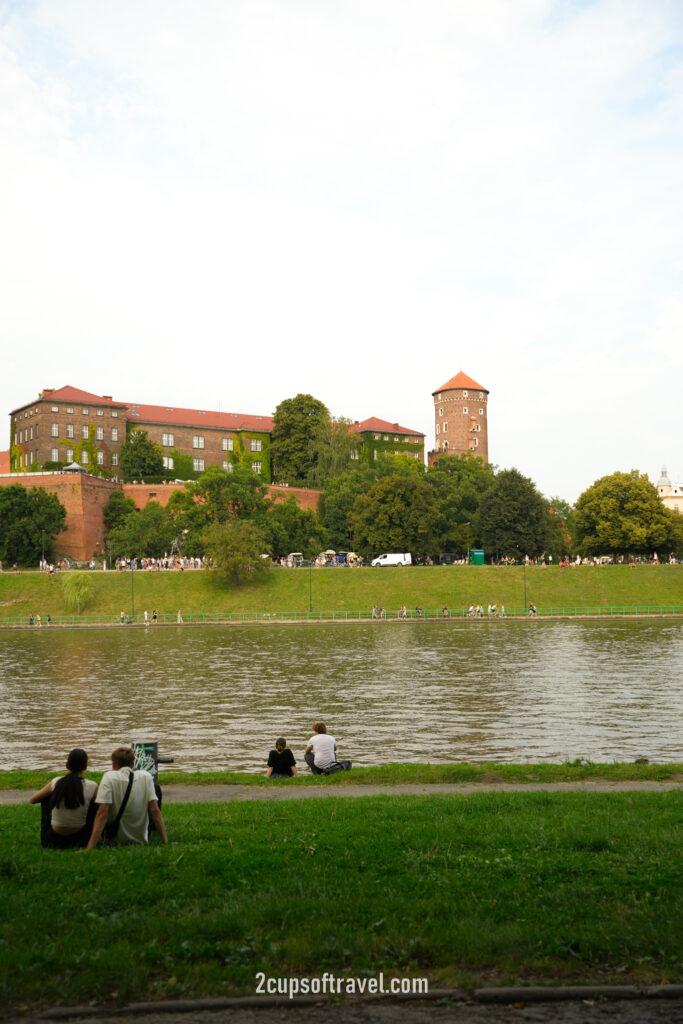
[370,553,412,567]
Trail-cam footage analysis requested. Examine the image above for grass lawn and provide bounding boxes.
[1,761,681,791]
[0,792,681,1010]
[1,564,682,622]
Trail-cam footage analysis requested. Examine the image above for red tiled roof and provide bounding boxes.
[0,450,9,474]
[10,386,273,432]
[350,417,424,437]
[433,372,488,394]
[126,401,274,433]
[11,385,127,415]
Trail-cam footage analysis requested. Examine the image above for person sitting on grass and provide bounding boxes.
[85,746,167,850]
[304,722,351,775]
[266,737,298,778]
[29,748,98,849]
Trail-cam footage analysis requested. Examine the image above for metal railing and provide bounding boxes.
[1,606,682,627]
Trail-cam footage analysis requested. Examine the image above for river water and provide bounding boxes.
[1,619,681,772]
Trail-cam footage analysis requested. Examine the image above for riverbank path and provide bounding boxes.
[1,779,681,805]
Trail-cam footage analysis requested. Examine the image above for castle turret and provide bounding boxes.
[429,371,489,464]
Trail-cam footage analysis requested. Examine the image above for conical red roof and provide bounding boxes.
[433,371,488,394]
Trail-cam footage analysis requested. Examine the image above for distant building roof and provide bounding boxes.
[350,417,424,437]
[11,385,127,415]
[433,372,488,394]
[126,401,273,433]
[10,386,273,432]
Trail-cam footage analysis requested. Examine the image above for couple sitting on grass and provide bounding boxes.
[265,722,352,778]
[29,746,168,851]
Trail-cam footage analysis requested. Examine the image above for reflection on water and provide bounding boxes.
[0,620,681,772]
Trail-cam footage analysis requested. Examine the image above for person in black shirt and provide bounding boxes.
[266,737,298,778]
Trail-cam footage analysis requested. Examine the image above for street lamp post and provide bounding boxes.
[523,560,527,613]
[130,558,135,620]
[309,559,312,613]
[465,522,470,565]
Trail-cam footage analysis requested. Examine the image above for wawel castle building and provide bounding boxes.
[8,386,425,483]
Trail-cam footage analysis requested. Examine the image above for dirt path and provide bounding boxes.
[1,780,681,806]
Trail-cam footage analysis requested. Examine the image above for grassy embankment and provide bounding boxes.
[1,564,682,621]
[2,760,681,791]
[1,792,681,1009]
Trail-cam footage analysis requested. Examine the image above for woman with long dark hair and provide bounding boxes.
[29,748,98,849]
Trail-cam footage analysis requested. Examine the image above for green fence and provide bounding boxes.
[1,606,682,628]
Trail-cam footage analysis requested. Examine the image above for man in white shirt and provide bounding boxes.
[86,746,167,849]
[304,722,338,774]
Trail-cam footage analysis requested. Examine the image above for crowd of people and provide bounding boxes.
[30,725,350,850]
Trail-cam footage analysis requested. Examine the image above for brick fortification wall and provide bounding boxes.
[0,473,321,560]
[0,472,117,561]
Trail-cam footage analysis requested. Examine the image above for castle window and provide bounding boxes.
[163,456,174,470]
[462,391,468,398]
[51,406,59,413]
[479,408,484,414]
[436,424,440,435]
[97,409,104,416]
[66,407,74,414]
[193,435,205,449]
[96,426,104,440]
[80,450,88,464]
[250,438,262,452]
[373,449,378,459]
[82,408,89,415]
[81,425,89,439]
[251,461,262,475]
[439,407,443,416]
[443,422,448,432]
[51,448,59,462]
[97,451,104,465]
[161,433,174,447]
[222,461,233,472]
[111,453,118,466]
[462,407,468,414]
[437,393,441,401]
[51,423,59,437]
[66,424,74,438]
[222,437,233,451]
[66,448,73,462]
[111,428,118,441]
[383,435,389,441]
[111,411,118,417]
[350,449,359,460]
[193,458,205,472]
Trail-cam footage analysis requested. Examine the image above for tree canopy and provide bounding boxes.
[270,394,330,485]
[119,430,164,481]
[476,468,552,560]
[351,475,440,561]
[0,485,67,566]
[427,452,495,554]
[203,520,269,585]
[575,470,682,557]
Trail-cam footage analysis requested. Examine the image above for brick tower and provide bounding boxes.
[429,371,489,464]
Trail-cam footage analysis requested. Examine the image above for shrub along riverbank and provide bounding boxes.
[1,563,682,621]
[1,792,681,1009]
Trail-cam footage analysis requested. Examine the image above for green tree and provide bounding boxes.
[351,475,440,561]
[103,489,136,532]
[203,519,269,585]
[476,468,552,561]
[318,466,376,550]
[574,470,681,557]
[308,416,361,487]
[61,572,94,615]
[105,502,176,560]
[259,496,328,558]
[427,452,496,554]
[0,485,67,566]
[547,496,576,558]
[271,394,330,484]
[188,464,270,522]
[119,430,164,481]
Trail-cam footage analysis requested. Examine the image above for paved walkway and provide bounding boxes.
[1,780,681,805]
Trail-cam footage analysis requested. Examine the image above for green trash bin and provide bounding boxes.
[469,549,485,565]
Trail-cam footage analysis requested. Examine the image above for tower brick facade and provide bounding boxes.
[429,372,489,465]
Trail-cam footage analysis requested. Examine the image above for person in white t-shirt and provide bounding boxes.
[304,722,338,774]
[86,746,167,849]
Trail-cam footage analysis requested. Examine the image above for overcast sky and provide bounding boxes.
[2,0,682,503]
